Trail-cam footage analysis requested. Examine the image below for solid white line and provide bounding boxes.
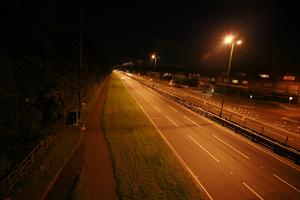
[122,80,214,200]
[273,174,300,193]
[183,115,201,128]
[243,182,264,200]
[213,135,250,159]
[153,105,161,112]
[188,135,220,163]
[165,115,179,127]
[168,105,178,112]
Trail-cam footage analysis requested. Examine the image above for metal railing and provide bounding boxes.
[1,123,62,192]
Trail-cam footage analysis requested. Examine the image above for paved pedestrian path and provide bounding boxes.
[82,76,118,200]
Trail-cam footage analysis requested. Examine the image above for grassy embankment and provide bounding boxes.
[103,73,204,199]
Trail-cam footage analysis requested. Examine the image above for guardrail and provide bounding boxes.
[128,73,300,164]
[1,122,62,192]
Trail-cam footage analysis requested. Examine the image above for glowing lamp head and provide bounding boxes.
[224,35,234,44]
[236,40,242,45]
[151,54,156,59]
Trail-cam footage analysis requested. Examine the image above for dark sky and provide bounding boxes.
[56,1,300,75]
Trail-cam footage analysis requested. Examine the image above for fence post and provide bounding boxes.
[285,136,288,144]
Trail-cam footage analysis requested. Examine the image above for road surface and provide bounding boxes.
[134,74,300,150]
[119,71,300,200]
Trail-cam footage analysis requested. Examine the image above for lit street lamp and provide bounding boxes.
[249,94,253,104]
[219,35,242,117]
[151,53,158,88]
[289,96,293,104]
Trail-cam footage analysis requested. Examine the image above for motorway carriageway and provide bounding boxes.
[137,75,300,150]
[118,72,300,200]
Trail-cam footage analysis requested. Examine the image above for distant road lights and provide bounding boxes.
[289,96,293,104]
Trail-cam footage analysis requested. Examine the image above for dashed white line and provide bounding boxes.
[243,182,264,200]
[168,105,178,112]
[213,135,250,159]
[273,174,300,193]
[179,104,300,172]
[183,115,201,128]
[153,105,161,112]
[165,115,179,127]
[188,135,220,163]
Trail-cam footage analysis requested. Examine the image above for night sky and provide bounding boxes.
[56,1,299,75]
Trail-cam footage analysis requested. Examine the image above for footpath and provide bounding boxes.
[82,76,118,200]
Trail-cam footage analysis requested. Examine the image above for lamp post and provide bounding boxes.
[289,96,293,104]
[151,53,158,88]
[219,35,242,117]
[249,94,253,105]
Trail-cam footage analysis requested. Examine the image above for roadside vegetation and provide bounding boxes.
[0,1,111,197]
[103,73,203,199]
[11,127,81,200]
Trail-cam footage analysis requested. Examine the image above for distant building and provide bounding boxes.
[199,73,300,102]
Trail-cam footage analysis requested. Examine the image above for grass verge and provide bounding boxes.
[103,73,204,199]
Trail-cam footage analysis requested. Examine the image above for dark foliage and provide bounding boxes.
[0,1,111,180]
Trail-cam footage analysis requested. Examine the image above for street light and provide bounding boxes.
[151,53,158,88]
[289,96,293,104]
[219,35,242,117]
[249,94,253,104]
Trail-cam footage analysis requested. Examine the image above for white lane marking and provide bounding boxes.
[123,82,214,200]
[183,115,201,128]
[168,105,178,112]
[124,73,300,172]
[153,105,161,112]
[273,174,300,193]
[165,115,179,127]
[177,102,300,172]
[212,134,250,159]
[219,126,300,172]
[188,135,220,163]
[243,182,264,200]
[141,81,300,172]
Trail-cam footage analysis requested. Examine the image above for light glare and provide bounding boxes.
[224,35,234,44]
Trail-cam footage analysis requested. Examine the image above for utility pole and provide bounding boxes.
[78,7,83,125]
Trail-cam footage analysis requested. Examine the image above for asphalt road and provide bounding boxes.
[118,71,300,200]
[135,74,300,150]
